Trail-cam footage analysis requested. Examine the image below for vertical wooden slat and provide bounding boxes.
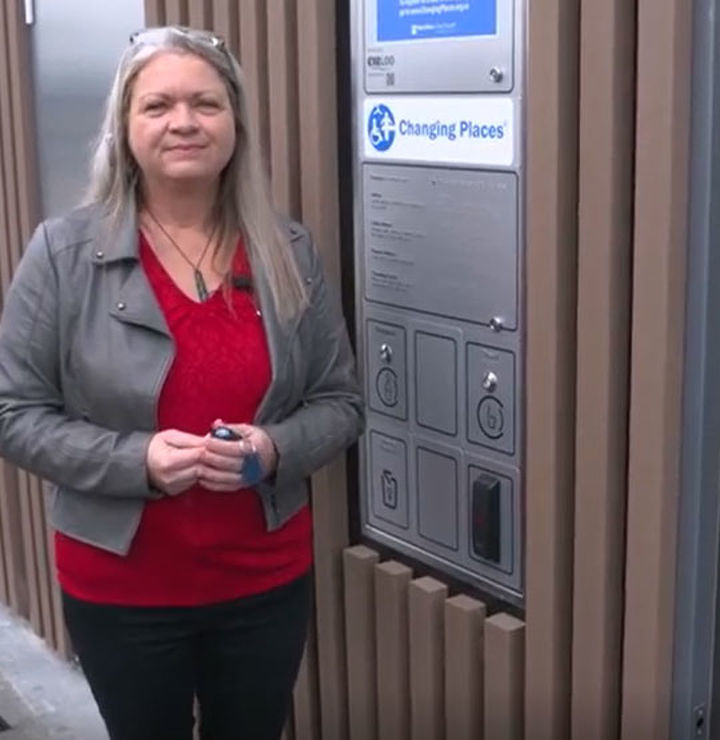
[211,0,238,55]
[375,561,412,740]
[525,0,580,736]
[18,471,40,632]
[445,595,486,740]
[0,0,23,271]
[485,614,525,740]
[46,513,70,659]
[5,0,39,242]
[0,524,8,604]
[187,0,212,31]
[344,545,380,740]
[238,1,269,166]
[572,0,636,736]
[295,5,349,738]
[621,0,692,736]
[310,457,351,740]
[0,466,27,616]
[164,0,189,26]
[297,0,340,281]
[144,0,166,27]
[293,610,321,740]
[30,480,54,641]
[409,577,447,740]
[267,0,301,218]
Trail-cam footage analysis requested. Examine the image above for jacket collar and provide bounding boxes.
[90,205,139,264]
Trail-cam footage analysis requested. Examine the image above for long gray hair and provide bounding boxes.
[86,26,307,321]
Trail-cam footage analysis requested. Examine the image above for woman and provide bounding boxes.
[0,26,363,740]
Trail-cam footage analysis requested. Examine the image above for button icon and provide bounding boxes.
[376,367,399,407]
[381,470,398,509]
[477,396,505,439]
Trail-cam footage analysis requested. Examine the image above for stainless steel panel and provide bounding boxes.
[415,331,458,435]
[466,342,515,454]
[363,164,518,328]
[364,0,514,93]
[367,320,408,420]
[417,445,459,549]
[353,0,525,601]
[30,1,145,218]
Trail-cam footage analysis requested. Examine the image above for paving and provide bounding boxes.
[0,605,107,739]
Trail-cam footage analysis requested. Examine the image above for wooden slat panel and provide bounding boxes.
[187,0,212,31]
[238,1,269,166]
[485,613,525,740]
[344,546,379,740]
[18,471,40,632]
[0,466,27,616]
[293,608,320,740]
[409,577,447,740]
[164,0,189,26]
[45,510,70,658]
[144,0,166,27]
[0,0,12,305]
[0,0,23,271]
[30,479,53,641]
[572,0,636,737]
[296,0,340,281]
[621,0,692,736]
[445,595,486,740]
[525,0,580,736]
[5,0,39,242]
[311,457,351,740]
[267,0,301,218]
[211,0,238,55]
[0,519,8,604]
[295,7,348,735]
[375,561,412,740]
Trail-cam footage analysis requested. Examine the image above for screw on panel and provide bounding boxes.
[489,67,504,83]
[693,705,706,738]
[489,317,504,332]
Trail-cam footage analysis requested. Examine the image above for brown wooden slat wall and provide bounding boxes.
[622,0,692,736]
[0,2,695,739]
[524,0,580,737]
[343,549,526,740]
[0,0,56,661]
[571,0,636,737]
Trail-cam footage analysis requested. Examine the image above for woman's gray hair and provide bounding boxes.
[86,26,307,321]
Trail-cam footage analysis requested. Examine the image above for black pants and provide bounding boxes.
[62,574,311,740]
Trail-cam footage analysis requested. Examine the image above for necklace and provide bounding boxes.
[145,210,216,302]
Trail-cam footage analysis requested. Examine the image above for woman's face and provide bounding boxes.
[127,51,236,190]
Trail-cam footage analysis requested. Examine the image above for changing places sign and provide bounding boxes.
[364,96,516,167]
[377,0,497,42]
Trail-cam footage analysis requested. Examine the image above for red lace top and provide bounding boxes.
[55,233,312,606]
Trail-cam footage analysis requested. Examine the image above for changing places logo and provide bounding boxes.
[368,104,396,151]
[364,97,515,166]
[367,103,507,152]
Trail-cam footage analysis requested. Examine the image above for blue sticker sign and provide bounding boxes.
[377,0,497,42]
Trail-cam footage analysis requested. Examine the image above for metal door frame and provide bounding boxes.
[672,0,720,735]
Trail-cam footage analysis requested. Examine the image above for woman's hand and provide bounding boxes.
[199,420,278,491]
[146,429,208,496]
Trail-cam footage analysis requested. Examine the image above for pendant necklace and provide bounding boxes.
[145,210,217,302]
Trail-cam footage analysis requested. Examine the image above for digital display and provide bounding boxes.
[377,0,497,42]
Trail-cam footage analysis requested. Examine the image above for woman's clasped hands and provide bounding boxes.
[145,419,278,495]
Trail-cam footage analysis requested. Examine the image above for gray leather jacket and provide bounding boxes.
[0,204,363,555]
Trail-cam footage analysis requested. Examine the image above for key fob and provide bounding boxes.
[210,426,242,441]
[241,452,264,486]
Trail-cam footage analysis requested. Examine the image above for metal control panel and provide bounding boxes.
[352,0,525,603]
